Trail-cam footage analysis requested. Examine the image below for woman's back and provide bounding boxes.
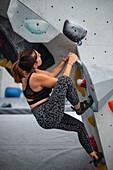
[22,71,52,109]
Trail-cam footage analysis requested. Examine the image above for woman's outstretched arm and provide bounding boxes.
[49,59,67,77]
[38,52,78,78]
[38,57,68,77]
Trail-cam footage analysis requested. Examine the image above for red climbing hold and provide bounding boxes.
[77,78,87,88]
[90,135,99,152]
[108,100,113,112]
[0,40,3,47]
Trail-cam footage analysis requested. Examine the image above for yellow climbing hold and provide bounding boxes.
[88,115,95,127]
[0,59,13,69]
[6,60,13,69]
[74,66,85,96]
[94,162,107,170]
[0,58,8,67]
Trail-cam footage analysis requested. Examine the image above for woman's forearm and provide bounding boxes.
[63,63,73,77]
[50,60,66,77]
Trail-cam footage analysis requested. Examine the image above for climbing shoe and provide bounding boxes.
[71,95,93,115]
[89,152,104,167]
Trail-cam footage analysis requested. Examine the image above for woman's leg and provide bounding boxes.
[44,75,80,126]
[53,113,100,163]
[45,75,93,124]
[54,113,94,154]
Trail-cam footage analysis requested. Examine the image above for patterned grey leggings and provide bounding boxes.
[31,75,93,154]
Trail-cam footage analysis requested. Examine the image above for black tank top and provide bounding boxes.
[23,71,52,105]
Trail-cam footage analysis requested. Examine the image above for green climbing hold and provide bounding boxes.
[23,19,49,34]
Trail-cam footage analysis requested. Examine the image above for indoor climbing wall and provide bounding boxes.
[7,0,60,43]
[7,0,113,169]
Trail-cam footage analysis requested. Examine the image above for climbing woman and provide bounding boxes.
[11,49,103,167]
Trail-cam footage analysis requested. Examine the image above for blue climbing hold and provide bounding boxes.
[77,41,82,46]
[90,102,97,112]
[5,87,22,98]
[23,19,49,34]
[2,103,12,108]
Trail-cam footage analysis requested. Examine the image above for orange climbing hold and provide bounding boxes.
[90,135,99,153]
[108,100,113,112]
[88,115,95,127]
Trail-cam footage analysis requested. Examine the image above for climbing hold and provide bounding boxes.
[0,40,3,47]
[0,59,12,69]
[1,103,12,108]
[5,87,22,98]
[94,162,107,170]
[88,115,95,127]
[0,58,8,67]
[108,100,113,112]
[90,84,94,91]
[76,59,83,69]
[77,78,86,88]
[90,102,97,112]
[90,135,99,152]
[23,19,49,34]
[63,20,87,42]
[77,40,82,46]
[74,67,85,96]
[101,157,105,164]
[6,60,13,69]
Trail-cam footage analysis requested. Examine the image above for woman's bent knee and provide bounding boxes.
[58,75,71,84]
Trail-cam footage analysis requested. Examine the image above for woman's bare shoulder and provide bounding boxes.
[37,69,50,75]
[32,71,51,79]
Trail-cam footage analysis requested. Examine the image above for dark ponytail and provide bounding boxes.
[11,49,37,83]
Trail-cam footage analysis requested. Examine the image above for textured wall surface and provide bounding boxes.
[0,0,113,169]
[18,1,113,169]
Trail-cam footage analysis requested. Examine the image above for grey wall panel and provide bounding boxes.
[19,0,113,46]
[94,95,113,170]
[7,0,60,43]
